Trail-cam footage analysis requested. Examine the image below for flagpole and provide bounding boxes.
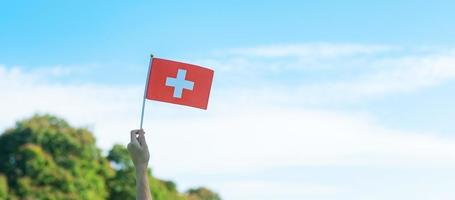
[140,54,154,130]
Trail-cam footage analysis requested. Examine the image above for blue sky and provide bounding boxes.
[3,0,455,68]
[2,1,455,199]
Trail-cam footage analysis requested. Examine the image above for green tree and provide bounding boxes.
[186,187,222,200]
[107,144,187,200]
[0,114,113,199]
[0,114,221,200]
[0,174,8,199]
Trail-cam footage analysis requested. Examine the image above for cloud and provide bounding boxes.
[212,180,343,200]
[1,64,455,175]
[294,50,455,103]
[150,106,455,176]
[2,44,455,199]
[0,66,141,149]
[225,43,396,58]
[195,44,455,104]
[198,43,396,72]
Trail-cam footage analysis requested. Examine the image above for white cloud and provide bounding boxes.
[225,43,396,58]
[1,64,455,175]
[294,50,455,103]
[199,43,396,72]
[196,44,455,104]
[2,44,455,199]
[0,66,141,149]
[212,180,343,200]
[149,106,455,176]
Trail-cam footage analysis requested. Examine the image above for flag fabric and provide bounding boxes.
[146,58,214,109]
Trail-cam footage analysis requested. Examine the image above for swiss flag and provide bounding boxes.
[146,58,214,109]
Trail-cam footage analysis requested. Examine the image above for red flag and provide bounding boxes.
[146,58,214,109]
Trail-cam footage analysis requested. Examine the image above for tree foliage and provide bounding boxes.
[0,114,221,200]
[187,187,222,200]
[0,114,112,199]
[107,144,187,200]
[0,174,7,199]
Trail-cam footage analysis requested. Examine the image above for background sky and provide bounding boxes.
[2,1,455,199]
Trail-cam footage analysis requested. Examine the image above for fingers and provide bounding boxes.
[130,129,143,143]
[130,130,137,143]
[130,129,147,148]
[137,129,148,148]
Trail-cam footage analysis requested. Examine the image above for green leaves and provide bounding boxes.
[0,114,109,199]
[0,174,7,199]
[0,114,221,200]
[187,187,222,200]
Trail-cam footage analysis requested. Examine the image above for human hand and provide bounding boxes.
[127,129,150,170]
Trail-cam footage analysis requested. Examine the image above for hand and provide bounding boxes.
[128,129,153,200]
[127,129,150,169]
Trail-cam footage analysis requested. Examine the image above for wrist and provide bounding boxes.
[135,164,148,174]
